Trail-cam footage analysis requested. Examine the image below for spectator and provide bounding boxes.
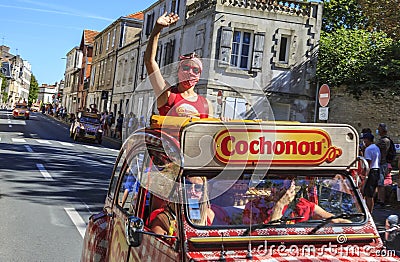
[116,113,124,139]
[376,123,391,208]
[128,112,138,134]
[384,215,400,256]
[361,133,381,212]
[106,112,115,137]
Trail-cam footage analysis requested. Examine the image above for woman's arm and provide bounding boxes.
[144,12,179,108]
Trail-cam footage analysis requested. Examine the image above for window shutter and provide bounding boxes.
[251,32,265,72]
[169,39,175,64]
[218,26,233,67]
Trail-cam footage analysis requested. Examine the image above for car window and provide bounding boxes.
[108,151,126,200]
[183,172,364,228]
[117,153,144,213]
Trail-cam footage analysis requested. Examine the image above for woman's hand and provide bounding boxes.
[276,182,296,207]
[156,12,179,28]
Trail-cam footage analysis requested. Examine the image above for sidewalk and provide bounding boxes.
[44,113,122,149]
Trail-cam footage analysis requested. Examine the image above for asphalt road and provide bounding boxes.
[0,110,120,261]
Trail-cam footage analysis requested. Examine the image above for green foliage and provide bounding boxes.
[317,0,400,97]
[317,29,400,97]
[322,0,366,32]
[0,73,8,104]
[359,0,400,41]
[28,74,39,105]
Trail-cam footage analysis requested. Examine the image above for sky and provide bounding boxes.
[0,0,156,85]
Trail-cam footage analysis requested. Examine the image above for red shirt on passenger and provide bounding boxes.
[158,87,209,117]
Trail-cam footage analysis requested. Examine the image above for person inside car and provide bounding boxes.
[243,179,352,224]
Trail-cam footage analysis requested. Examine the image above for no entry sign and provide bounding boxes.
[318,84,330,107]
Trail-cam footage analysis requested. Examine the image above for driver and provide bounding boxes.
[243,179,351,224]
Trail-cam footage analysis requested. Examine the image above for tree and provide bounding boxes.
[317,0,400,97]
[359,0,400,41]
[317,28,395,97]
[0,73,8,104]
[322,0,366,33]
[28,74,39,105]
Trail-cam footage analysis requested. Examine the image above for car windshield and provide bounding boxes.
[15,105,27,109]
[183,172,364,228]
[80,116,100,124]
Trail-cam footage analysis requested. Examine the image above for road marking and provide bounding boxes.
[9,125,12,128]
[36,163,53,180]
[84,145,98,150]
[36,139,51,144]
[25,145,33,152]
[12,138,26,143]
[64,207,87,238]
[59,142,74,147]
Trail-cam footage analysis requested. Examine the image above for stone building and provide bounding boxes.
[0,45,31,107]
[77,30,99,111]
[128,0,323,122]
[111,16,143,116]
[63,46,81,113]
[88,12,144,114]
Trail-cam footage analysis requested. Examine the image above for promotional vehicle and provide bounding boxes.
[12,103,30,120]
[81,116,398,261]
[69,111,103,144]
[30,102,41,112]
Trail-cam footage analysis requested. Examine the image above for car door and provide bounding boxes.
[128,146,181,262]
[107,149,145,262]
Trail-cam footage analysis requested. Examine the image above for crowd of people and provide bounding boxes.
[358,123,399,212]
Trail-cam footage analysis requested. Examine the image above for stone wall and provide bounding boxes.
[327,87,400,142]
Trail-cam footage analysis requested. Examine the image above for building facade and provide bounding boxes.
[63,47,81,114]
[0,45,32,107]
[77,30,99,112]
[88,13,144,114]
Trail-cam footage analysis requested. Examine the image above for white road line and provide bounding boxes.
[84,145,98,150]
[12,138,26,143]
[36,163,53,180]
[24,145,33,152]
[36,139,51,144]
[64,207,87,238]
[59,142,74,147]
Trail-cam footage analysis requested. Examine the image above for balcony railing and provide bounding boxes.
[187,0,312,18]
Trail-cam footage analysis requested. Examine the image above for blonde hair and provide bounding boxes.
[191,176,210,226]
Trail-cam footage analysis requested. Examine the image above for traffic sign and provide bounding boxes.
[319,107,329,121]
[318,84,330,107]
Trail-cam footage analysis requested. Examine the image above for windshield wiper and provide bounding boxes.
[308,213,365,235]
[243,216,304,236]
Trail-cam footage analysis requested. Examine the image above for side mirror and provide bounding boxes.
[125,216,144,247]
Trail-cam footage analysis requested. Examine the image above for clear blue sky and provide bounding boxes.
[0,0,155,85]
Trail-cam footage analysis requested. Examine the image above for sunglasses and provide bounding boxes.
[180,65,201,74]
[186,181,204,193]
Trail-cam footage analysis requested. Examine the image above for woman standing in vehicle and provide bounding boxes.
[144,12,213,118]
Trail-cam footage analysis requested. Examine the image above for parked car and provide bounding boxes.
[12,103,30,120]
[69,111,102,144]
